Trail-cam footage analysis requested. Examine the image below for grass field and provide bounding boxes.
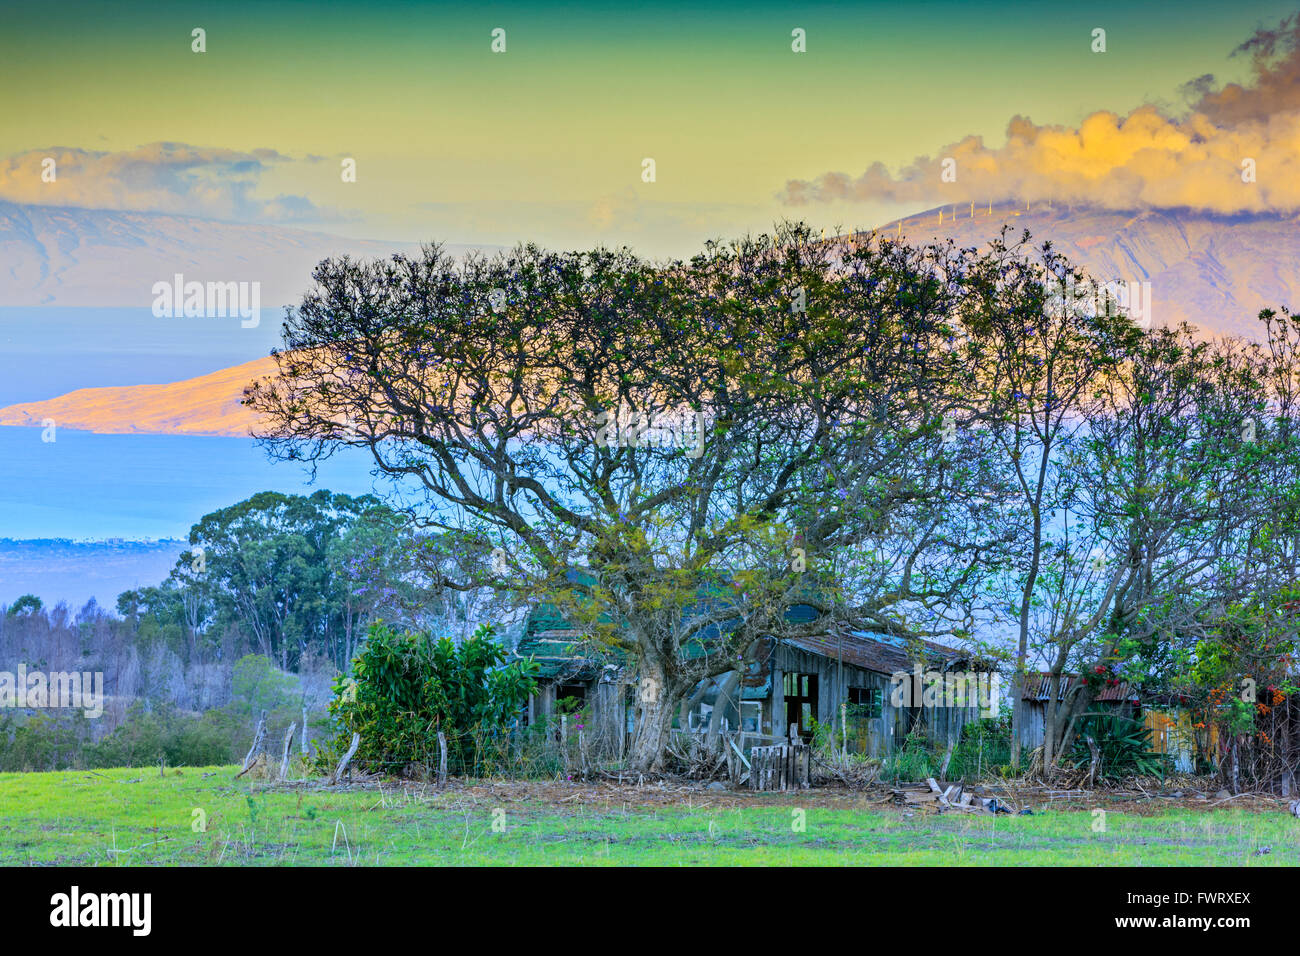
[0,766,1294,865]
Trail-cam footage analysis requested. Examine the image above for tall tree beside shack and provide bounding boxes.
[246,226,1009,772]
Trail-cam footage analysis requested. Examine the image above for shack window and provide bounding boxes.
[848,687,883,719]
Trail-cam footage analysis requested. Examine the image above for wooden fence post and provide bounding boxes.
[236,709,268,777]
[841,702,849,759]
[279,722,297,780]
[438,731,448,788]
[561,714,569,773]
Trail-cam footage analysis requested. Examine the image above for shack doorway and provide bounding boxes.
[783,672,819,740]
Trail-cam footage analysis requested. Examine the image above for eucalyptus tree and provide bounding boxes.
[179,490,395,670]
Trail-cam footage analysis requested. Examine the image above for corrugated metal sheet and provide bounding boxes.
[1020,672,1138,702]
[780,626,971,677]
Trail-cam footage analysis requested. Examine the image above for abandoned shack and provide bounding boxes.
[511,595,995,760]
[697,624,995,757]
[1016,673,1139,753]
[511,600,628,759]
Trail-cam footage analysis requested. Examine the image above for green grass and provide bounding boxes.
[0,766,1294,865]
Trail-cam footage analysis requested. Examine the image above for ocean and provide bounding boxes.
[0,425,404,607]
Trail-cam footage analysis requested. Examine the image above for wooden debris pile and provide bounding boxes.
[891,777,1008,814]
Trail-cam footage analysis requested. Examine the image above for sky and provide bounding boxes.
[1,0,1298,255]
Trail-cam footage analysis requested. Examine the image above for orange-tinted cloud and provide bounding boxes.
[781,14,1300,215]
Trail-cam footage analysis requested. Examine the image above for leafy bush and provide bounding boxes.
[881,721,945,782]
[323,621,537,776]
[1067,713,1172,779]
[0,704,242,771]
[0,712,86,771]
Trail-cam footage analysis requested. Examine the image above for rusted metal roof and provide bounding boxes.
[1020,672,1138,702]
[779,625,974,677]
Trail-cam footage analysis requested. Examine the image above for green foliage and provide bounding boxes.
[229,653,301,720]
[0,712,86,771]
[947,714,1014,779]
[1068,714,1171,779]
[83,703,240,770]
[115,583,191,655]
[6,594,43,617]
[881,721,945,782]
[0,706,235,772]
[877,714,1015,782]
[1185,590,1299,738]
[175,490,410,670]
[323,622,538,776]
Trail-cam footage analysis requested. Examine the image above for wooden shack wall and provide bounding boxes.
[529,683,556,723]
[1017,699,1136,750]
[769,644,985,758]
[526,677,626,759]
[589,679,627,759]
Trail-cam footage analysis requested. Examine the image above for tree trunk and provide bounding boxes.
[1009,671,1024,770]
[1056,684,1091,765]
[1010,479,1047,771]
[627,659,678,773]
[1042,675,1058,771]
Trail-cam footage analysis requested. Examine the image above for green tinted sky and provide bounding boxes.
[1,0,1294,253]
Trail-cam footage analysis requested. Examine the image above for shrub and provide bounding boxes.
[881,721,945,782]
[322,622,537,776]
[85,702,237,768]
[1067,713,1172,779]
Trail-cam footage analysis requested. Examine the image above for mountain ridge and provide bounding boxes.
[3,203,1297,437]
[0,200,468,307]
[880,202,1299,340]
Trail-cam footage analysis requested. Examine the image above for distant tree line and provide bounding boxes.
[0,488,506,770]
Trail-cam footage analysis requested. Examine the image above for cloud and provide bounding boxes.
[0,142,335,223]
[781,14,1300,215]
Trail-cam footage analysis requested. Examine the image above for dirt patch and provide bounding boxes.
[276,775,1292,817]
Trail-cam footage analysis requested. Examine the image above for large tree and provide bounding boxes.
[960,232,1138,767]
[1008,317,1292,771]
[247,226,998,770]
[178,490,401,670]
